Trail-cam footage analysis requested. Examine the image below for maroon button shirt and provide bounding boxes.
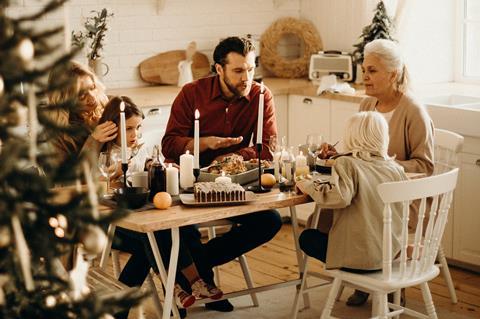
[162,75,277,167]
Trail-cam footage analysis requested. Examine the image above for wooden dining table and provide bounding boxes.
[98,187,320,319]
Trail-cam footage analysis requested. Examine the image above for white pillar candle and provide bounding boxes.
[256,82,264,144]
[296,151,307,167]
[194,109,200,169]
[166,164,179,195]
[215,171,232,184]
[179,150,194,189]
[119,102,127,164]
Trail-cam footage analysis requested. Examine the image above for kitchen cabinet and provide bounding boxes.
[330,100,359,152]
[452,137,480,266]
[288,95,331,148]
[274,94,288,141]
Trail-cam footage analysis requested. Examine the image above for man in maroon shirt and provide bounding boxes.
[162,37,282,314]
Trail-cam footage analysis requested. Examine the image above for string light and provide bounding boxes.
[48,217,59,228]
[16,39,34,62]
[45,295,56,308]
[54,227,65,238]
[57,214,67,229]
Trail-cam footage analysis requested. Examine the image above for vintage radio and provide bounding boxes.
[309,51,354,82]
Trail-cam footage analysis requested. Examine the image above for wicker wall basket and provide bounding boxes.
[260,17,323,78]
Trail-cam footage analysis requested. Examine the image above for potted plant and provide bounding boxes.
[72,8,114,78]
[352,1,395,83]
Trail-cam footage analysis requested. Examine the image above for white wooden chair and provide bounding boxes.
[320,168,459,319]
[432,128,464,304]
[198,219,260,307]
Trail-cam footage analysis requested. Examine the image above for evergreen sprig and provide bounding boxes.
[0,0,143,317]
[72,8,114,61]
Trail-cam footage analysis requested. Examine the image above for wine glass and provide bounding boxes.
[306,134,323,153]
[98,151,118,194]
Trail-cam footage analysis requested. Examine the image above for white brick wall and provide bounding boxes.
[9,0,300,88]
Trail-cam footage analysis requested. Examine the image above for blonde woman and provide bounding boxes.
[47,61,116,162]
[346,39,434,307]
[297,111,407,272]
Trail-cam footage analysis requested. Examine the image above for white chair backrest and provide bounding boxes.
[434,128,464,174]
[377,168,459,282]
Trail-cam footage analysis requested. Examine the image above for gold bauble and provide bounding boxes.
[0,76,4,96]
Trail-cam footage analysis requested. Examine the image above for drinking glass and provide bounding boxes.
[98,151,119,194]
[306,134,323,153]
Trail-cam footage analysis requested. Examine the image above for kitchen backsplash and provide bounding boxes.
[8,0,301,88]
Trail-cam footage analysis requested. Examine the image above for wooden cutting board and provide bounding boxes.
[139,50,211,85]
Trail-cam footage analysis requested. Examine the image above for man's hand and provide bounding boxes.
[203,136,243,150]
[92,121,117,143]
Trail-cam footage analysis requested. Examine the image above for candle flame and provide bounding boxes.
[300,151,303,156]
[186,150,190,155]
[120,101,125,112]
[221,171,225,177]
[168,163,172,168]
[260,81,264,94]
[195,109,200,119]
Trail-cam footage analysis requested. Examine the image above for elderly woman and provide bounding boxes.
[298,111,407,272]
[346,39,434,306]
[47,60,116,162]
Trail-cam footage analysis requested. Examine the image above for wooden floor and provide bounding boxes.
[110,223,480,318]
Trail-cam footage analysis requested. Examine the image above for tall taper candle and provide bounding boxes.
[28,85,37,165]
[256,82,264,144]
[194,109,200,169]
[119,102,127,164]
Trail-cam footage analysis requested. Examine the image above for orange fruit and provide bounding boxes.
[153,192,172,210]
[261,173,276,189]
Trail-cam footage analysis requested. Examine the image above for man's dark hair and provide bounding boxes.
[211,36,255,73]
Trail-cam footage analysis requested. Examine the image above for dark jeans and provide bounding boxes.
[299,229,378,274]
[170,209,282,289]
[114,209,281,318]
[113,227,196,319]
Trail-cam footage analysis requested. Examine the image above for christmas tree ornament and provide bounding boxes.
[11,215,34,291]
[45,295,57,308]
[0,75,4,96]
[0,226,11,248]
[16,38,35,62]
[27,211,37,222]
[80,225,107,255]
[69,251,90,300]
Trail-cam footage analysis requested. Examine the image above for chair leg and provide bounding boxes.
[147,271,163,319]
[111,250,121,279]
[321,277,341,319]
[207,226,221,287]
[421,282,438,319]
[290,256,310,319]
[437,246,457,304]
[238,254,259,307]
[335,284,345,301]
[372,292,388,319]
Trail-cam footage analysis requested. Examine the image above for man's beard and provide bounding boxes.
[224,75,250,98]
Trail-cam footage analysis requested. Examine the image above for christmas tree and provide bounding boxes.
[0,0,143,317]
[352,0,396,64]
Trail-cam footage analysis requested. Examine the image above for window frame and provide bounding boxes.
[456,0,480,83]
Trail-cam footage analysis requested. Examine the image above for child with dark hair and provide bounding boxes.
[101,96,223,314]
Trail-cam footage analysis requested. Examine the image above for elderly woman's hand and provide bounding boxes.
[92,121,118,143]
